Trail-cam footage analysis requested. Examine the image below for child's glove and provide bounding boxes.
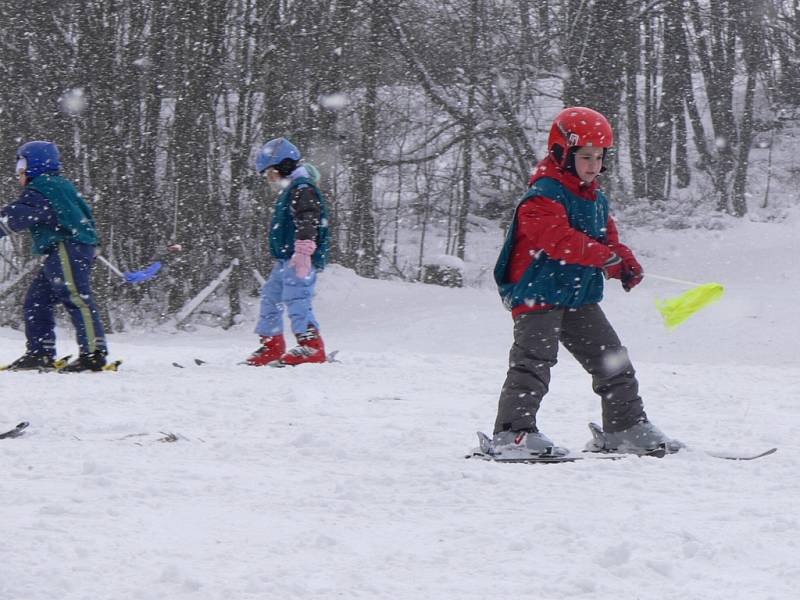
[620,257,643,291]
[602,254,624,280]
[289,239,317,278]
[606,241,644,292]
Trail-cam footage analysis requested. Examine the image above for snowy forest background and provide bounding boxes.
[1,0,798,330]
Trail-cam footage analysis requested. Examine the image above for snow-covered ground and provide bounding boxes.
[2,209,799,599]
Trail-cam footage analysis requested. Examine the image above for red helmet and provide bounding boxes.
[547,107,613,167]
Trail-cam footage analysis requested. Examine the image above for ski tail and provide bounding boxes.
[0,421,29,439]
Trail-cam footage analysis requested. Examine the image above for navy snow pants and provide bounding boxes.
[24,240,107,357]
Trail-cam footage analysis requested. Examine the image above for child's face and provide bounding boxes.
[264,167,287,192]
[15,158,27,186]
[264,167,281,183]
[573,147,604,183]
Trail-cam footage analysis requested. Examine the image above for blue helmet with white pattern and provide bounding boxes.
[255,137,301,174]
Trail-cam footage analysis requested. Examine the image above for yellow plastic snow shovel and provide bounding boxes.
[649,274,725,330]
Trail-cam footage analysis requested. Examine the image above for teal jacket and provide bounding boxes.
[269,177,329,269]
[26,174,98,255]
[495,161,613,311]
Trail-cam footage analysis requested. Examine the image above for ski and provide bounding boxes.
[467,447,777,464]
[225,350,341,368]
[703,447,777,461]
[466,451,627,464]
[173,358,209,368]
[467,431,777,464]
[0,355,71,372]
[466,431,632,464]
[0,355,120,373]
[268,349,340,368]
[0,421,29,440]
[57,360,122,373]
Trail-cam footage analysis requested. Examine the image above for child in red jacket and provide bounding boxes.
[487,107,682,459]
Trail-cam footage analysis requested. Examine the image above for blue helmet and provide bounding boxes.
[255,137,300,174]
[17,141,61,178]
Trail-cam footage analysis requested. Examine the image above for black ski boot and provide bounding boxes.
[60,350,107,373]
[4,352,55,371]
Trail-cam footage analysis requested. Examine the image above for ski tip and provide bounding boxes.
[746,447,778,459]
[708,447,778,461]
[102,360,122,372]
[476,431,493,454]
[194,358,207,366]
[53,355,73,369]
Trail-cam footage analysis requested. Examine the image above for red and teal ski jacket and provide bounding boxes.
[494,157,626,317]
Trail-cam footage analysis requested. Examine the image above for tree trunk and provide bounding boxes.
[455,0,480,260]
[349,0,381,277]
[624,18,647,198]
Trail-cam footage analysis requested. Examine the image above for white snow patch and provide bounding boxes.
[1,214,798,598]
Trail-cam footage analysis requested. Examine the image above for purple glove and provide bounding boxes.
[289,239,317,278]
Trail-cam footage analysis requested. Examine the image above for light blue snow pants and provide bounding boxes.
[254,259,320,336]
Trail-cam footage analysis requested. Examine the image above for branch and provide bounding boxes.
[382,7,467,125]
[374,129,476,168]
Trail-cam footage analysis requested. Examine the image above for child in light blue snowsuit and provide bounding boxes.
[246,137,329,367]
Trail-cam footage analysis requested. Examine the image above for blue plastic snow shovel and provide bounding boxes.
[97,255,162,284]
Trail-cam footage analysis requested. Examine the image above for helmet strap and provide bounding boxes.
[551,144,564,165]
[564,147,578,176]
[599,148,608,172]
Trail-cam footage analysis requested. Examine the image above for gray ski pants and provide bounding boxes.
[493,303,646,435]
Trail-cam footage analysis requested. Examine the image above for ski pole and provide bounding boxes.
[645,273,705,287]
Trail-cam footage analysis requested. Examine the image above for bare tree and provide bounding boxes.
[0,0,792,324]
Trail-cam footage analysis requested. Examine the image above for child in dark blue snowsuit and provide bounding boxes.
[0,141,108,372]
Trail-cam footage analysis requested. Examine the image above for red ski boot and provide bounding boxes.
[246,335,286,366]
[275,327,327,366]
